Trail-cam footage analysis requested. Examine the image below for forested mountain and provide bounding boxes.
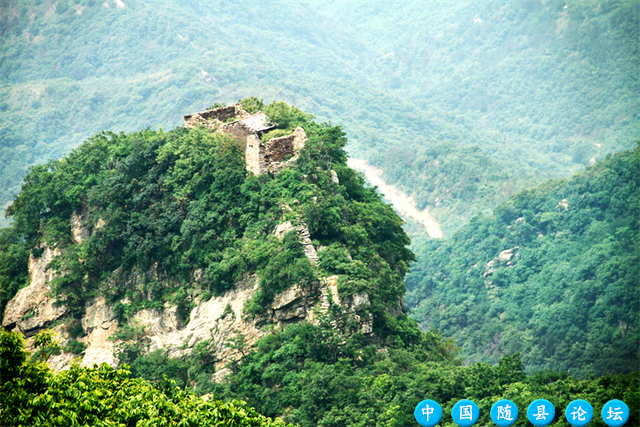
[1,0,638,423]
[1,0,637,233]
[406,145,640,377]
[1,101,637,426]
[0,99,414,336]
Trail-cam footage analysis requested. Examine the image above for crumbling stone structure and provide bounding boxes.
[184,104,307,175]
[183,104,250,130]
[246,126,308,175]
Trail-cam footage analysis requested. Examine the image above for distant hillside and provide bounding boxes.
[1,0,638,234]
[406,145,640,377]
[316,0,639,232]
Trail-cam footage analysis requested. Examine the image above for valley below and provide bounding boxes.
[348,158,444,239]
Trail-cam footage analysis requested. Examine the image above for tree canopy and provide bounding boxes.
[406,145,640,377]
[0,328,292,427]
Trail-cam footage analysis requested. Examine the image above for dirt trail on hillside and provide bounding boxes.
[347,159,444,239]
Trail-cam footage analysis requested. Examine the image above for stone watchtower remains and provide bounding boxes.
[184,104,307,175]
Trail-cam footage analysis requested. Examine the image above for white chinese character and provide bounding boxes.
[497,404,514,421]
[534,405,549,420]
[422,405,434,421]
[607,406,623,421]
[571,406,587,421]
[460,405,473,421]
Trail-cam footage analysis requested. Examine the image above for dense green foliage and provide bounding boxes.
[0,328,292,427]
[0,225,29,318]
[208,322,637,427]
[0,96,638,425]
[406,146,640,377]
[1,100,413,338]
[1,0,637,233]
[106,319,639,427]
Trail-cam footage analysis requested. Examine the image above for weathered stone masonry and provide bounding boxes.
[184,104,308,175]
[183,104,249,129]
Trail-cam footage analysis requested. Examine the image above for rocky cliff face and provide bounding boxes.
[2,216,374,373]
[3,246,66,334]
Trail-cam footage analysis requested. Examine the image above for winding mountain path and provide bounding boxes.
[347,159,444,238]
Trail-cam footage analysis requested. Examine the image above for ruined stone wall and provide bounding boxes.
[292,127,308,151]
[220,121,254,152]
[183,109,308,177]
[184,104,249,130]
[201,105,245,122]
[185,105,246,123]
[245,135,266,175]
[183,113,219,131]
[260,127,308,174]
[265,134,295,163]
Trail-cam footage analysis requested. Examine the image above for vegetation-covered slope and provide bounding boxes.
[1,99,412,335]
[211,323,639,427]
[0,328,292,427]
[4,325,638,427]
[316,0,640,232]
[406,145,640,377]
[0,100,638,427]
[318,0,639,163]
[0,0,477,231]
[2,0,637,234]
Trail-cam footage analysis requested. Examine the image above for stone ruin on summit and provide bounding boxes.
[184,104,308,175]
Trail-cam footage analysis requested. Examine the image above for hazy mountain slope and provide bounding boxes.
[405,145,640,377]
[0,0,485,231]
[317,0,639,168]
[314,0,639,232]
[4,0,636,234]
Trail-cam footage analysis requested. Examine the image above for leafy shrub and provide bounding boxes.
[260,128,290,143]
[0,328,293,427]
[63,339,87,355]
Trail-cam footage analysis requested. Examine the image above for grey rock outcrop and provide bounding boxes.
[483,247,519,288]
[3,189,374,373]
[133,278,263,368]
[81,296,119,368]
[3,246,65,335]
[3,241,374,372]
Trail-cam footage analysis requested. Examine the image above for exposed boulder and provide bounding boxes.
[3,246,65,335]
[81,296,119,368]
